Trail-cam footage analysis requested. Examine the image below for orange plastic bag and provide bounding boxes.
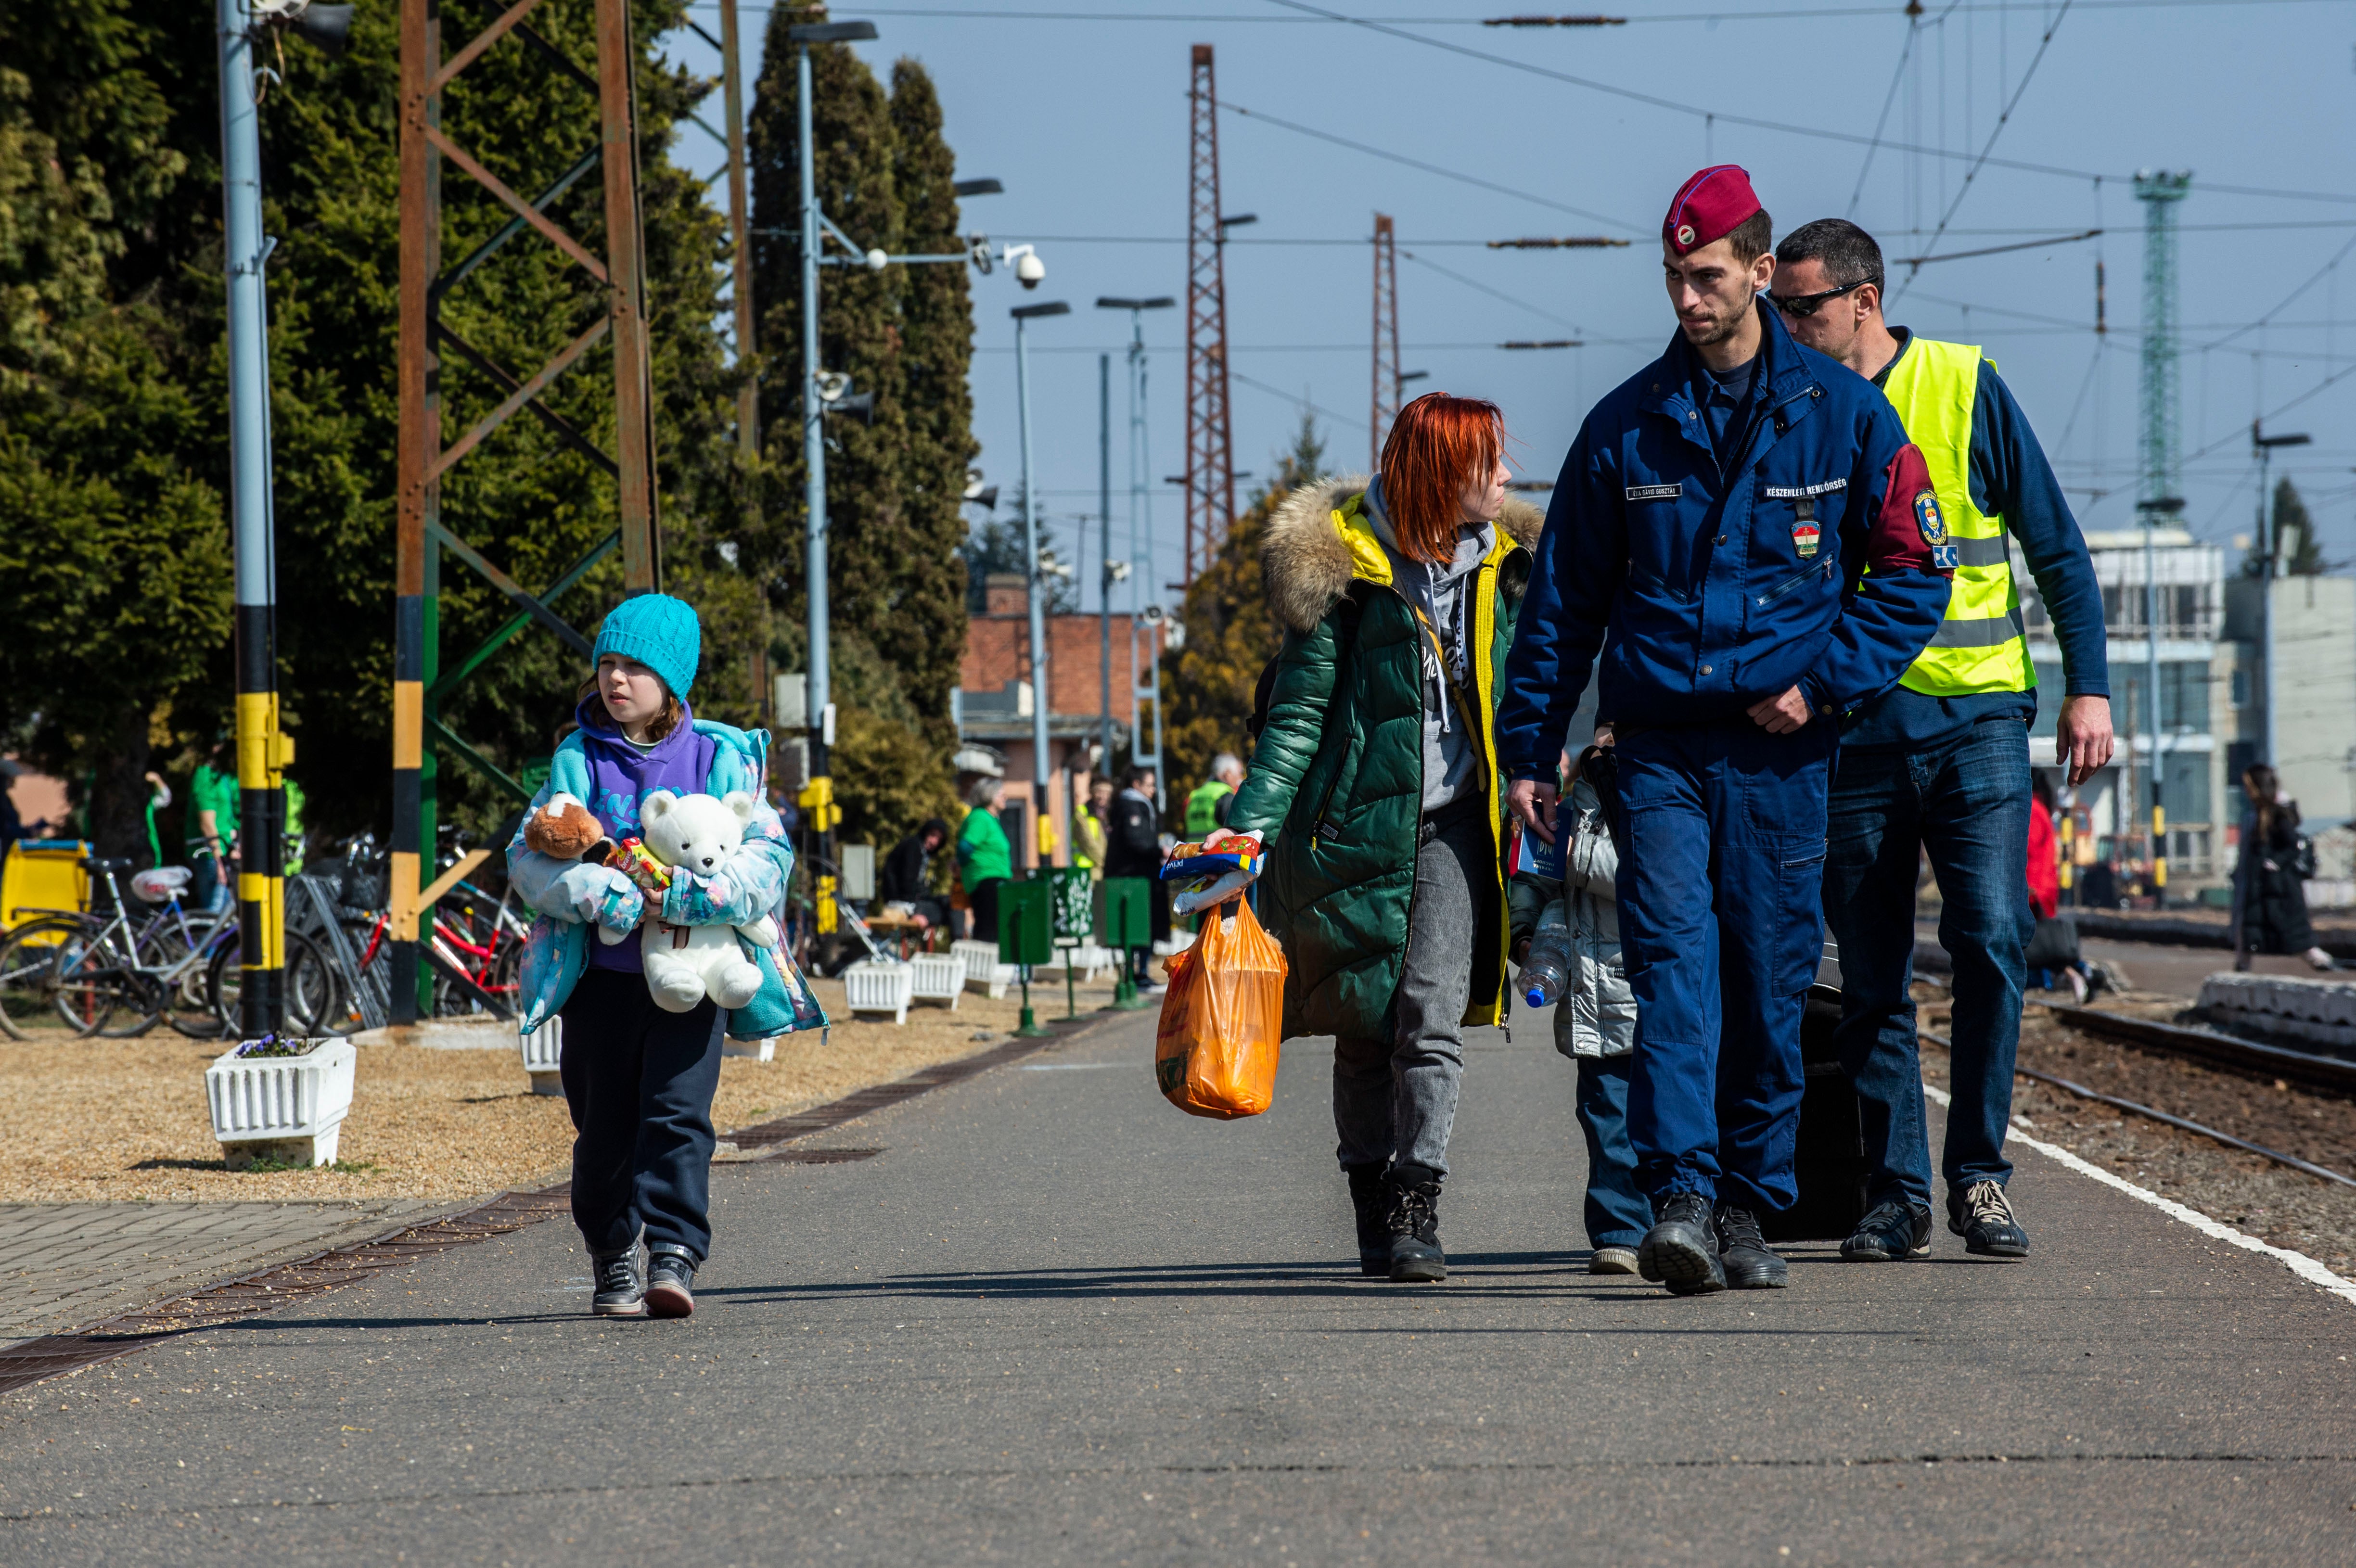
[1154,897,1288,1119]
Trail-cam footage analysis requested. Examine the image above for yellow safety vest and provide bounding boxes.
[1880,336,2034,695]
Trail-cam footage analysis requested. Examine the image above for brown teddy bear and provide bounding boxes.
[523,792,609,861]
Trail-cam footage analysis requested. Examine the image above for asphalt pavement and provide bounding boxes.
[3,1003,2354,1565]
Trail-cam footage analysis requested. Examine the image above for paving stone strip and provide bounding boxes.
[0,1013,1103,1396]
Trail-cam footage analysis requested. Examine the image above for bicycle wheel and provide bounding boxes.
[139,918,235,1040]
[207,931,343,1038]
[47,924,160,1038]
[0,920,81,1041]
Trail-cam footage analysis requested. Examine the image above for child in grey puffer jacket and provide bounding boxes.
[1510,765,1651,1274]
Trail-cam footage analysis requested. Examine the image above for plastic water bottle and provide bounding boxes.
[1520,904,1574,1008]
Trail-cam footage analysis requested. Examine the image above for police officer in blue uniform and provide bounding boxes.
[1499,168,1954,1296]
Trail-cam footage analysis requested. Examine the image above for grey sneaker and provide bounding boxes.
[1949,1180,2030,1259]
[1841,1198,1934,1262]
[1715,1203,1789,1289]
[645,1246,698,1318]
[1588,1245,1640,1276]
[1639,1192,1725,1296]
[592,1237,649,1317]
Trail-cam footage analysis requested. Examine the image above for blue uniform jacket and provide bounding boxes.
[1499,301,1953,777]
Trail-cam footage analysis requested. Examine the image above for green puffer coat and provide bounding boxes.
[1228,477,1541,1041]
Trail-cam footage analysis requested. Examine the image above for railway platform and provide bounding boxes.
[2,1002,2352,1564]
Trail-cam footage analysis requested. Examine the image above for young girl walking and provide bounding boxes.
[508,593,815,1318]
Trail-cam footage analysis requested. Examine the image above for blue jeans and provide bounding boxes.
[1616,721,1836,1211]
[559,967,726,1262]
[1574,1055,1653,1250]
[1822,720,2032,1210]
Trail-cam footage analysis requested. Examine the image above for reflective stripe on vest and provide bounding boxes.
[1879,337,2034,695]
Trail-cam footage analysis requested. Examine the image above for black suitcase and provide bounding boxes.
[1760,983,1870,1242]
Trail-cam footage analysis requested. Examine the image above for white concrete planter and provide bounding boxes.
[721,1033,777,1061]
[206,1037,357,1169]
[520,1018,564,1096]
[908,952,963,1010]
[951,939,1016,1000]
[844,961,915,1025]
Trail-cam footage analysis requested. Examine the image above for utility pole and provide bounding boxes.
[2255,424,2314,770]
[1371,213,1399,471]
[1013,301,1072,866]
[1183,44,1238,587]
[718,0,766,727]
[1095,296,1174,779]
[1099,353,1114,776]
[2133,168,2189,900]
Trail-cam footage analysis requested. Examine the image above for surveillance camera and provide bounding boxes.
[1014,251,1046,288]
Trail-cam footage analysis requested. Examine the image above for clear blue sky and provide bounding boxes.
[664,0,2356,614]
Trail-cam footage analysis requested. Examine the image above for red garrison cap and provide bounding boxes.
[1663,165,1761,255]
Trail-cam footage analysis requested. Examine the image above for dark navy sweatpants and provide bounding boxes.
[1615,720,1837,1213]
[559,966,725,1262]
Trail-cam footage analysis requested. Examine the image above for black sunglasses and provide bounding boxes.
[1767,276,1880,319]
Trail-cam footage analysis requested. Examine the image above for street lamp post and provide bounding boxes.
[2135,496,2181,898]
[1013,300,1071,867]
[1094,296,1175,799]
[2254,423,2312,770]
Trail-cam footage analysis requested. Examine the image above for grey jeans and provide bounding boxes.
[1333,807,1484,1183]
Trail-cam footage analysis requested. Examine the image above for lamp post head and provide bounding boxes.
[953,178,1004,197]
[789,20,879,44]
[1011,301,1071,321]
[1096,297,1177,311]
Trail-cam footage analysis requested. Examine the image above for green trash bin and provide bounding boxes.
[1096,876,1153,1010]
[997,878,1054,1036]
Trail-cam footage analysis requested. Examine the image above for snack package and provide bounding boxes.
[1158,837,1264,884]
[1154,896,1287,1119]
[606,836,673,899]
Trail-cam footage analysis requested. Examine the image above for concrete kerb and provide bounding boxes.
[1922,1081,2356,1308]
[0,1006,1130,1397]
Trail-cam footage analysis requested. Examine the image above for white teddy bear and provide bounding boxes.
[596,790,781,1013]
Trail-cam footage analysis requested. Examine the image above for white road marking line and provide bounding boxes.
[1923,1081,2356,1308]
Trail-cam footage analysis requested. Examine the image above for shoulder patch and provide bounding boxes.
[1913,489,1947,545]
[1625,483,1682,502]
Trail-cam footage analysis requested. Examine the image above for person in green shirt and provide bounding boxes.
[188,736,238,914]
[955,778,1012,942]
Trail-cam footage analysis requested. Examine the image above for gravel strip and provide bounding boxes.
[1918,987,2356,1281]
[0,977,1127,1203]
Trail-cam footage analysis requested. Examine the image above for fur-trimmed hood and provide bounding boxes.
[1262,474,1544,634]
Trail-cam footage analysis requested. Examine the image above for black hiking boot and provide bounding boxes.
[1638,1192,1725,1296]
[645,1245,698,1318]
[1385,1170,1447,1283]
[591,1237,648,1318]
[1841,1198,1933,1262]
[1949,1180,2031,1259]
[1715,1203,1789,1289]
[1346,1164,1392,1277]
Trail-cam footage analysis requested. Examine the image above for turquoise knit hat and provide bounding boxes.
[592,593,702,701]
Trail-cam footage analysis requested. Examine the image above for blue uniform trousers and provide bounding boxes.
[1616,720,1837,1211]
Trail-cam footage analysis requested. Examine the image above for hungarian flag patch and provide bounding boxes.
[1792,520,1821,559]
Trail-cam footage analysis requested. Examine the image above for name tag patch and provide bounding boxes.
[1764,479,1848,498]
[1625,483,1682,502]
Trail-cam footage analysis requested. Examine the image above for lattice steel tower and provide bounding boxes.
[1370,213,1399,472]
[2134,169,2191,518]
[1183,43,1235,586]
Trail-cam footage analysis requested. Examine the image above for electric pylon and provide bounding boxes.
[2133,169,2190,518]
[1183,43,1235,586]
[1371,213,1399,471]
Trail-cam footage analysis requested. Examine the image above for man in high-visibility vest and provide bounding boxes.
[1185,753,1244,839]
[1772,218,2115,1265]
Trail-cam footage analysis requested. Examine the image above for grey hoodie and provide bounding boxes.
[1364,477,1493,812]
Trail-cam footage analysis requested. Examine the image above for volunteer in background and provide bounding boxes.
[189,733,238,914]
[1186,754,1242,837]
[956,780,1012,943]
[1222,391,1541,1285]
[1073,776,1112,877]
[1105,766,1166,989]
[1772,218,2112,1264]
[1500,169,1952,1296]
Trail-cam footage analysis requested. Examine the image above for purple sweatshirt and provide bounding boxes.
[574,695,717,972]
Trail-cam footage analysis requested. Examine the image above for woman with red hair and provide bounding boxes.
[1218,393,1542,1282]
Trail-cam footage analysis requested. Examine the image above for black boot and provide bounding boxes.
[1345,1164,1391,1276]
[1714,1203,1789,1289]
[1385,1168,1447,1283]
[1638,1191,1725,1296]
